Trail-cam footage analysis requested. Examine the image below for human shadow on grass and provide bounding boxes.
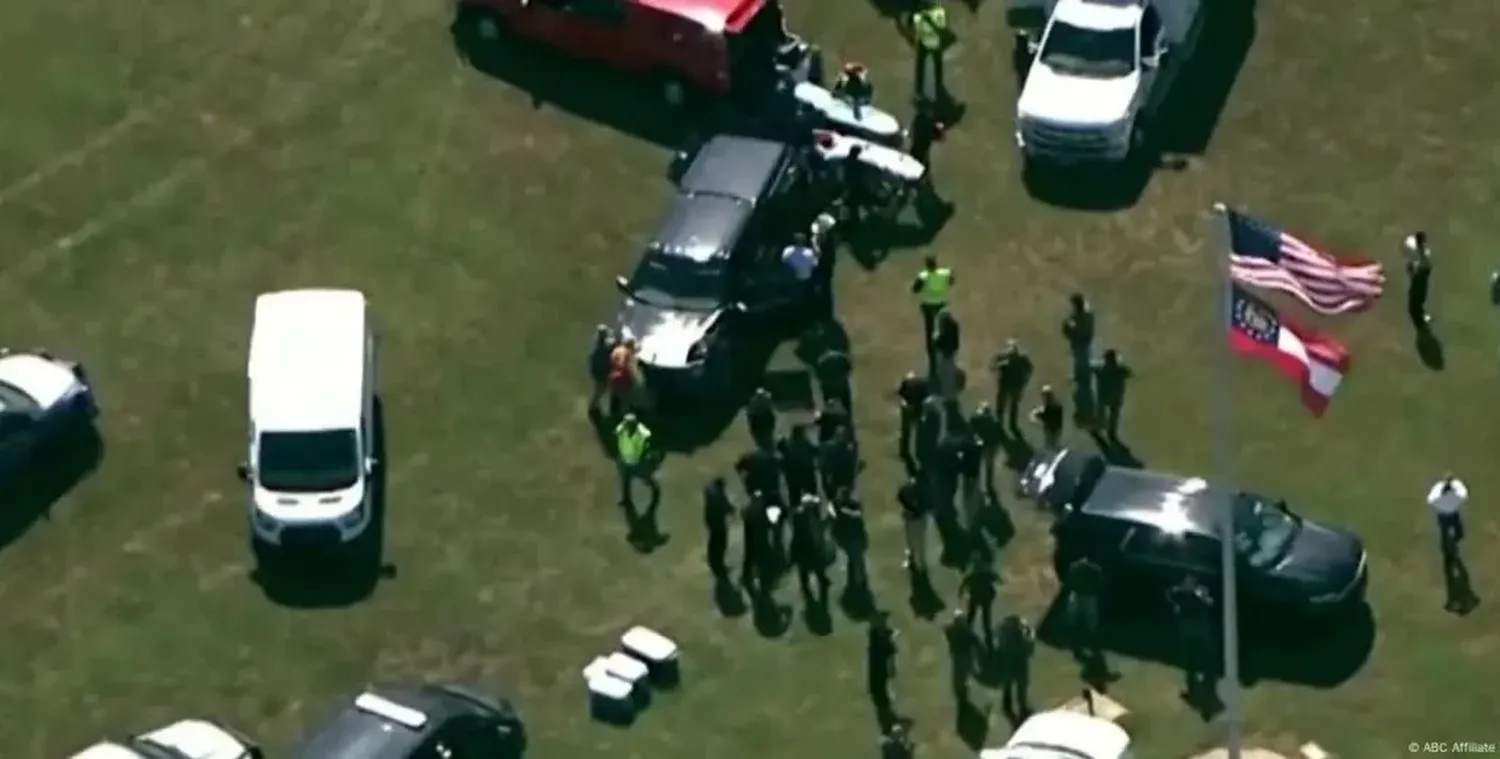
[1444,551,1479,616]
[1021,0,1257,211]
[845,198,957,271]
[450,13,689,150]
[1035,585,1374,690]
[253,399,396,609]
[711,571,749,618]
[1088,431,1143,468]
[1416,328,1445,371]
[0,422,104,557]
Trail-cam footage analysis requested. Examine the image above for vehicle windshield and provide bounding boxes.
[1234,495,1301,569]
[0,380,37,413]
[1040,21,1137,77]
[256,429,360,493]
[627,249,728,312]
[129,737,194,759]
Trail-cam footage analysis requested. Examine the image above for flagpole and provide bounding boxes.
[1210,202,1244,759]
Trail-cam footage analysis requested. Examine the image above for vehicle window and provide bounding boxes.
[0,381,38,414]
[1040,21,1137,77]
[1234,495,1301,570]
[626,250,728,312]
[1140,6,1162,51]
[1122,527,1216,570]
[256,429,360,493]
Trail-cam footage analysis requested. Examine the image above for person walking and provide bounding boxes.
[703,477,736,577]
[931,309,962,401]
[942,608,976,699]
[815,397,852,445]
[1167,576,1214,704]
[833,487,871,601]
[994,613,1035,720]
[1404,232,1434,331]
[911,255,954,367]
[1062,293,1096,390]
[613,413,656,510]
[969,402,1002,497]
[1092,349,1133,440]
[914,394,946,475]
[815,343,854,414]
[958,559,1001,648]
[867,612,900,720]
[895,371,931,467]
[907,101,947,168]
[778,424,821,505]
[992,339,1033,431]
[792,494,831,603]
[587,325,616,415]
[898,476,931,572]
[1065,556,1104,664]
[954,428,985,540]
[745,387,777,449]
[1427,473,1468,567]
[741,492,773,595]
[1031,385,1065,451]
[880,720,915,759]
[909,0,956,107]
[819,425,860,497]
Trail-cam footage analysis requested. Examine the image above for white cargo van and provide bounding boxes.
[981,709,1132,759]
[238,288,378,560]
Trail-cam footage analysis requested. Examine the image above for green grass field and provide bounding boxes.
[1,0,1497,756]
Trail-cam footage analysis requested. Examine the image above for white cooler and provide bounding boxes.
[621,626,681,687]
[583,657,636,723]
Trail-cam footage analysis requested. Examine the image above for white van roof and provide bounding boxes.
[249,288,368,432]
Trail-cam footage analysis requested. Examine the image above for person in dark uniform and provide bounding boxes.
[815,345,854,414]
[703,478,735,577]
[895,371,930,468]
[740,492,772,595]
[778,424,820,505]
[1404,232,1433,331]
[942,608,976,699]
[867,611,900,719]
[914,394,946,475]
[958,559,1001,648]
[792,494,831,604]
[1167,576,1215,703]
[843,144,875,227]
[992,339,1033,432]
[832,487,871,600]
[736,446,784,508]
[953,427,985,545]
[587,325,616,415]
[898,476,931,572]
[819,425,859,496]
[745,387,777,449]
[1091,349,1133,440]
[1066,556,1104,664]
[994,613,1035,720]
[1030,385,1065,451]
[907,101,947,168]
[1062,293,1096,389]
[880,720,914,759]
[815,397,851,445]
[931,309,962,400]
[968,402,1002,499]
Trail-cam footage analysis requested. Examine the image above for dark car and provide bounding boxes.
[615,134,822,380]
[1025,449,1368,614]
[291,685,524,759]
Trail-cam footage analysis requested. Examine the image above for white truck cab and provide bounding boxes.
[70,719,261,759]
[240,289,378,557]
[981,709,1133,759]
[1015,0,1173,164]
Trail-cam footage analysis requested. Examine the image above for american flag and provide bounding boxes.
[1223,208,1385,315]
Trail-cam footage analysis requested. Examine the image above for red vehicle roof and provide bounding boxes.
[635,0,766,34]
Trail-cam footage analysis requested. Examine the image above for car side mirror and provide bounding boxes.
[615,275,630,294]
[236,463,251,482]
[365,457,378,475]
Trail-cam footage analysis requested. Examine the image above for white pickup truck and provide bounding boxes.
[70,719,261,759]
[1010,0,1205,166]
[980,709,1133,759]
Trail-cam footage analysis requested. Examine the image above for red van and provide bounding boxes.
[452,0,818,107]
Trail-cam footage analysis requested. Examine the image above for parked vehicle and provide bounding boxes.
[1024,448,1368,614]
[238,289,379,564]
[70,719,261,759]
[291,685,524,759]
[981,709,1132,759]
[452,0,820,109]
[0,347,97,481]
[616,134,823,383]
[1008,0,1207,166]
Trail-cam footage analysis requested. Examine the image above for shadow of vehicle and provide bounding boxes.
[1035,585,1373,688]
[255,398,395,609]
[450,12,690,150]
[652,334,780,453]
[0,423,104,555]
[1020,0,1256,211]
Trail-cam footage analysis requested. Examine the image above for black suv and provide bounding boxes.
[615,134,824,382]
[291,684,524,759]
[1025,449,1368,615]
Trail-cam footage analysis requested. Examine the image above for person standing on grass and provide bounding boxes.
[819,425,859,497]
[994,613,1035,720]
[895,371,931,467]
[915,394,945,475]
[1031,385,1065,451]
[992,339,1033,431]
[909,0,956,107]
[792,494,831,603]
[740,491,773,595]
[815,343,854,415]
[969,402,1002,497]
[911,255,954,366]
[607,338,642,419]
[898,476,931,572]
[614,413,655,504]
[931,309,962,401]
[1427,473,1468,565]
[745,387,777,449]
[958,558,1000,648]
[1066,556,1104,663]
[880,720,915,759]
[778,424,820,505]
[867,611,900,718]
[1092,349,1133,440]
[587,325,616,415]
[942,608,976,699]
[954,427,985,541]
[1062,293,1096,390]
[1403,232,1434,331]
[1167,575,1214,704]
[703,478,735,577]
[833,487,871,600]
[816,397,852,446]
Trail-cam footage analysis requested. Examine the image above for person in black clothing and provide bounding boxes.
[740,493,772,594]
[832,487,871,600]
[745,387,777,449]
[777,424,820,505]
[703,478,735,576]
[843,144,875,227]
[932,309,962,399]
[969,402,1002,497]
[914,395,945,474]
[959,559,1001,648]
[898,477,931,572]
[815,398,851,445]
[994,614,1034,721]
[587,325,616,415]
[1066,557,1104,664]
[953,428,986,545]
[1092,349,1133,440]
[1031,385,1065,451]
[907,101,947,168]
[1404,232,1433,331]
[1062,293,1096,388]
[1167,576,1215,703]
[895,371,930,468]
[815,346,854,414]
[879,720,914,759]
[791,494,831,603]
[942,608,976,699]
[819,426,859,496]
[992,339,1033,432]
[736,447,783,508]
[867,611,899,717]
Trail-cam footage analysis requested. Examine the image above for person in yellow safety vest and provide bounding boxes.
[909,0,955,106]
[910,254,953,368]
[614,413,658,511]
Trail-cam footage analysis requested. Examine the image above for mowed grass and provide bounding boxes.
[1,0,1498,756]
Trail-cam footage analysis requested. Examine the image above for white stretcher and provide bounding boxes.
[813,130,926,184]
[793,82,904,144]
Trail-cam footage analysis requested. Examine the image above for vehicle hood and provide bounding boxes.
[987,710,1131,759]
[254,480,365,522]
[636,0,763,33]
[617,300,721,369]
[0,353,80,409]
[1270,521,1366,595]
[69,744,146,759]
[1018,64,1140,127]
[138,720,251,759]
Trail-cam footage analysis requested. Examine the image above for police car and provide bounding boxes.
[70,718,261,759]
[0,347,98,480]
[292,685,525,759]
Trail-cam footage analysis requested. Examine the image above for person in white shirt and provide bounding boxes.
[781,232,819,281]
[1426,473,1467,554]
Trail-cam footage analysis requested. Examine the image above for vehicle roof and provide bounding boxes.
[649,192,751,263]
[1079,466,1222,538]
[1052,0,1143,30]
[997,710,1131,759]
[70,745,145,759]
[292,686,458,759]
[634,0,763,34]
[678,135,790,203]
[249,288,367,432]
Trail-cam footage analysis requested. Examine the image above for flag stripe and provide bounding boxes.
[1225,210,1385,315]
